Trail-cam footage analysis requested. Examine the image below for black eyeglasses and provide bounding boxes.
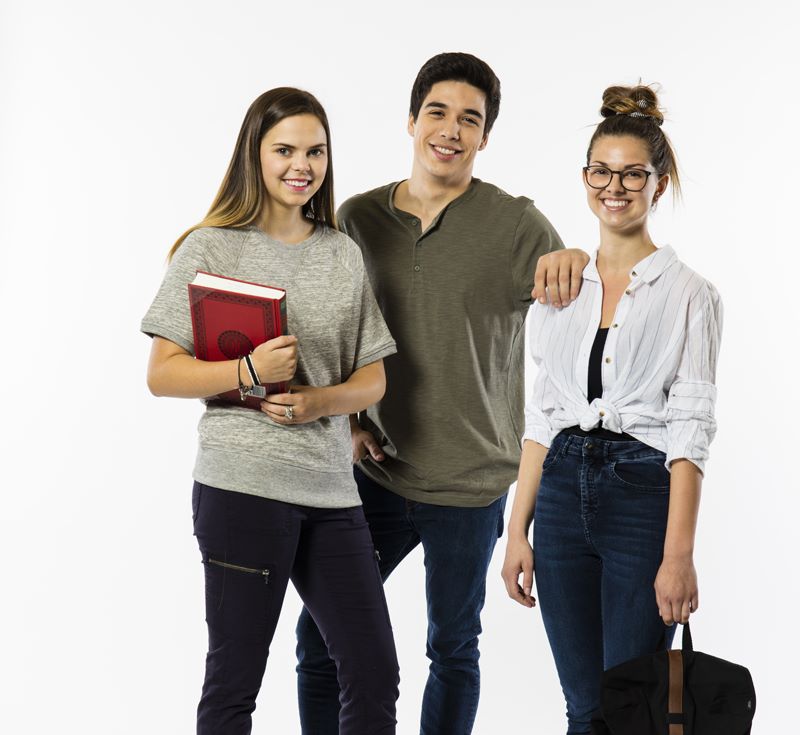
[583,165,654,192]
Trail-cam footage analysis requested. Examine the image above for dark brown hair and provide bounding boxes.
[409,52,501,134]
[586,84,681,199]
[169,87,336,259]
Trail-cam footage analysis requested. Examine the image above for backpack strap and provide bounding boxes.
[681,621,694,652]
[668,649,684,735]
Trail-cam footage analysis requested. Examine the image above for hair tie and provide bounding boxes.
[616,110,663,126]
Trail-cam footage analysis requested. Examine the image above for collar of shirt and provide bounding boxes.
[386,177,483,236]
[583,245,678,291]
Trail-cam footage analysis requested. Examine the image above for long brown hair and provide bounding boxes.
[169,87,336,259]
[586,84,681,200]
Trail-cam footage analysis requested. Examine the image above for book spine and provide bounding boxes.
[188,284,210,359]
[274,296,289,394]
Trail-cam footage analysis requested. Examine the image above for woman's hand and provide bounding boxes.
[654,554,698,625]
[261,385,329,425]
[656,459,702,625]
[251,335,298,384]
[262,361,387,427]
[501,535,537,608]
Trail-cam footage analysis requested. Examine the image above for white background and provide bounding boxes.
[2,1,797,732]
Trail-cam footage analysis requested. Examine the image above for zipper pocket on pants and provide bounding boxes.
[208,558,271,585]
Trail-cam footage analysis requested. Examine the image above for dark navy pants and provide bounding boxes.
[533,433,676,735]
[295,467,506,735]
[192,482,399,735]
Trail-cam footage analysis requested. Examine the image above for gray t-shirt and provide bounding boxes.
[141,225,396,508]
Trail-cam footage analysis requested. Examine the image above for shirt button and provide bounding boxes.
[625,289,632,295]
[411,218,419,225]
[631,270,637,277]
[599,410,605,417]
[612,323,619,328]
[414,265,421,272]
[605,357,612,364]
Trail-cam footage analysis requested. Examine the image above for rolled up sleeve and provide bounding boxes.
[665,284,723,474]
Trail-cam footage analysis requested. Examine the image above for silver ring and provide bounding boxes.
[285,406,294,420]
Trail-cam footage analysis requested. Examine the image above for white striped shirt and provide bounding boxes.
[523,245,723,474]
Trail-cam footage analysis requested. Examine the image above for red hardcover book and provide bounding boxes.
[188,271,288,410]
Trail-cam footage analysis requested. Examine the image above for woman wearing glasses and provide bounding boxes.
[501,84,722,734]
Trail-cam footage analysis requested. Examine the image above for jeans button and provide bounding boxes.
[585,442,593,451]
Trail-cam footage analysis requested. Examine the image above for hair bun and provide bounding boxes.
[599,84,664,126]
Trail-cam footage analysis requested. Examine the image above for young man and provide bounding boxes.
[295,53,589,734]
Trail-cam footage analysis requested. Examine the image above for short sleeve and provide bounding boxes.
[521,305,559,448]
[140,231,212,354]
[336,198,356,240]
[348,242,396,371]
[665,282,724,474]
[510,203,564,307]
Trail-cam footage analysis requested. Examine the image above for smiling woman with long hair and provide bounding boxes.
[141,88,399,735]
[502,84,723,734]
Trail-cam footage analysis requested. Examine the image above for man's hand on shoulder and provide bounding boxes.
[532,249,591,307]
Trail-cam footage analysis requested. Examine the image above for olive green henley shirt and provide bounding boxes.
[340,179,563,507]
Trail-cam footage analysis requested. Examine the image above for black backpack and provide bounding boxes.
[591,623,755,734]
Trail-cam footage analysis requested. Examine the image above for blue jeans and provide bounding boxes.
[533,433,676,735]
[296,466,506,735]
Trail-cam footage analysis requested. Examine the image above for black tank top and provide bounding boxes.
[587,327,608,403]
[564,328,635,441]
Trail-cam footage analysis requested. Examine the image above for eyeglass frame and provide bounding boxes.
[582,165,655,193]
